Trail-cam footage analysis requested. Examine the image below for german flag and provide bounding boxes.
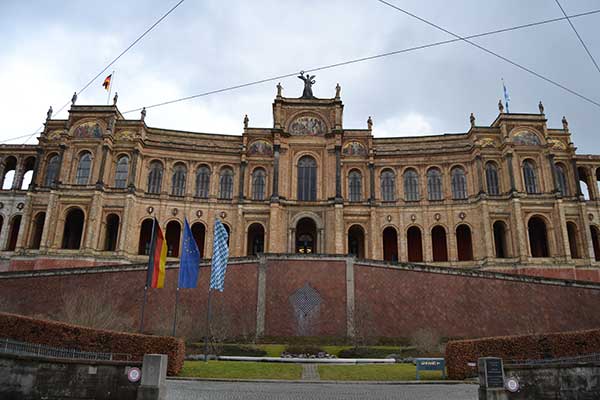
[102,74,112,91]
[146,218,167,288]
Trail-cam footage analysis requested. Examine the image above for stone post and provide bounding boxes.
[368,163,375,204]
[335,145,342,203]
[136,354,167,400]
[475,155,484,194]
[270,144,280,202]
[547,154,558,194]
[238,160,246,200]
[128,149,139,192]
[96,144,109,188]
[55,144,67,185]
[505,153,516,193]
[255,255,267,337]
[345,256,355,338]
[11,157,24,190]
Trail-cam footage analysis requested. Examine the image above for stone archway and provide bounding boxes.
[295,217,317,254]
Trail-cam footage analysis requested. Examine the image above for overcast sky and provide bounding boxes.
[1,0,599,153]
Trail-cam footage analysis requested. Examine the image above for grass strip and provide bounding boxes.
[318,363,445,381]
[179,361,302,380]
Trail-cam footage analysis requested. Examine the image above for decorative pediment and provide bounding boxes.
[475,137,497,148]
[248,140,273,156]
[47,130,62,140]
[548,138,567,150]
[288,114,326,136]
[115,130,136,141]
[342,141,367,156]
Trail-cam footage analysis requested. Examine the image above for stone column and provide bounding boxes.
[335,145,342,202]
[29,148,43,190]
[128,149,139,192]
[288,227,295,253]
[572,159,582,197]
[481,202,494,259]
[96,144,109,188]
[85,192,103,251]
[0,157,5,188]
[118,194,135,255]
[512,198,529,261]
[505,153,516,193]
[270,144,280,202]
[11,158,24,190]
[369,163,375,204]
[318,228,324,253]
[475,155,484,194]
[556,200,571,259]
[55,144,67,185]
[238,161,247,200]
[547,154,558,194]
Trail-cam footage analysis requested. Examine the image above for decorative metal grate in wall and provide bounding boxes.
[0,338,132,361]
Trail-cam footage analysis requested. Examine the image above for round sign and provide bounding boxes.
[505,377,519,392]
[128,367,141,383]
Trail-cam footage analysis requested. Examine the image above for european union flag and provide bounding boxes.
[178,218,200,289]
[210,219,229,292]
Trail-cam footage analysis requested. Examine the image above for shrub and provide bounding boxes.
[445,328,600,380]
[284,345,324,355]
[0,312,185,375]
[220,344,267,357]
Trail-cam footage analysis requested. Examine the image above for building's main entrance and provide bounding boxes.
[296,217,317,253]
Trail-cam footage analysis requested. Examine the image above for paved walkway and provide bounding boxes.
[167,380,477,400]
[301,364,320,380]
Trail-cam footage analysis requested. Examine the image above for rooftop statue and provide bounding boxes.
[298,71,316,99]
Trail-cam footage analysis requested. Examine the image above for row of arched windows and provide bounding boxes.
[378,166,468,202]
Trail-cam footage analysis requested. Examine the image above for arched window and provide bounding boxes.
[485,162,500,195]
[578,167,591,200]
[171,163,187,196]
[451,167,467,200]
[566,222,580,259]
[147,161,163,194]
[20,157,35,190]
[2,156,17,190]
[114,155,129,188]
[555,164,568,196]
[44,154,60,187]
[407,226,423,262]
[29,212,46,250]
[195,166,211,198]
[166,220,182,257]
[382,226,398,261]
[403,169,419,201]
[431,225,448,261]
[456,224,473,261]
[6,215,21,251]
[219,167,234,199]
[247,223,265,256]
[138,219,154,255]
[528,216,549,257]
[75,152,92,185]
[348,225,365,258]
[493,221,509,258]
[191,222,206,258]
[591,225,600,261]
[523,160,538,194]
[380,169,396,202]
[348,170,362,202]
[252,168,266,201]
[427,168,443,201]
[104,214,120,251]
[297,156,317,201]
[62,208,85,249]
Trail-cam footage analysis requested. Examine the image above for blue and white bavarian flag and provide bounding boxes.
[502,79,510,113]
[210,219,229,292]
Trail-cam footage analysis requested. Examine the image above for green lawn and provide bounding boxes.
[318,363,445,381]
[255,344,411,357]
[255,344,286,357]
[180,361,302,380]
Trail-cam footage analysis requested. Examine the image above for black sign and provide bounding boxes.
[485,358,504,388]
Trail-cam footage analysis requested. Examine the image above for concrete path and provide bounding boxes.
[301,364,320,380]
[167,380,477,400]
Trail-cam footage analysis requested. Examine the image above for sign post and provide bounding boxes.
[415,358,445,380]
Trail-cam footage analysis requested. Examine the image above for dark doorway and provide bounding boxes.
[456,224,473,261]
[591,225,600,261]
[191,222,206,258]
[104,214,120,251]
[382,226,398,262]
[247,223,265,256]
[493,221,509,258]
[166,220,181,257]
[223,224,231,247]
[528,216,549,257]
[296,217,317,254]
[30,212,46,249]
[138,219,154,255]
[62,208,84,249]
[6,215,21,251]
[566,222,580,259]
[431,225,448,262]
[348,225,365,258]
[406,226,423,262]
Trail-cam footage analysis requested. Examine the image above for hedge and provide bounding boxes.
[445,328,600,380]
[0,312,185,375]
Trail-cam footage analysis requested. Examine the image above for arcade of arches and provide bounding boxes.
[0,83,600,283]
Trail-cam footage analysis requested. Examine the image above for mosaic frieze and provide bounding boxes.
[342,141,367,156]
[73,122,103,138]
[512,130,541,146]
[248,140,273,156]
[289,115,326,136]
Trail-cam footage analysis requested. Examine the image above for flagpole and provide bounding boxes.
[172,287,180,336]
[107,70,115,105]
[139,217,157,333]
[203,286,213,362]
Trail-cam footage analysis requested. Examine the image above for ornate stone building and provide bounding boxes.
[1,81,600,281]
